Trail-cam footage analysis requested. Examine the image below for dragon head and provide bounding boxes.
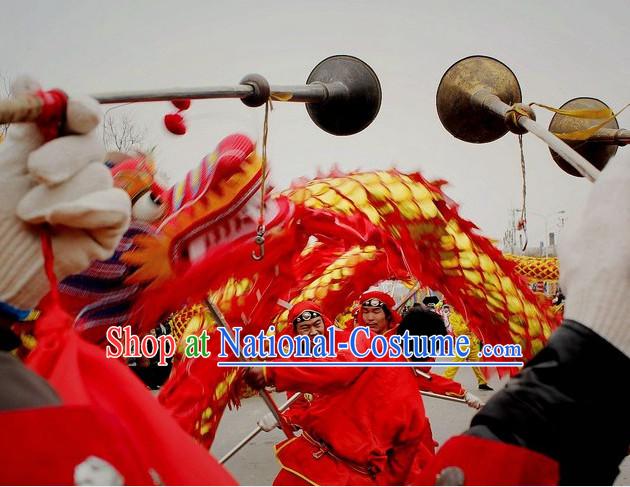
[121,134,287,292]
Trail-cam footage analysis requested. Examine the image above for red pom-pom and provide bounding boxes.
[35,89,68,141]
[172,99,191,111]
[164,113,187,135]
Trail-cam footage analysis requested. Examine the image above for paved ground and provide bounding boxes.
[211,368,630,485]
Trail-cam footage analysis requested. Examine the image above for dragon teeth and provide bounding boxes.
[188,236,208,263]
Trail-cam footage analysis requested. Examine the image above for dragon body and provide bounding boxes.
[54,134,560,448]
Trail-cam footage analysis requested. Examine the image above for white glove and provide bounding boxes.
[0,77,131,313]
[559,153,630,358]
[257,412,279,432]
[464,391,484,409]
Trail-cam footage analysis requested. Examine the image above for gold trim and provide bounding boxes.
[445,391,465,399]
[273,438,319,486]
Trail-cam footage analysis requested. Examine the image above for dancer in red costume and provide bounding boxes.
[247,300,436,485]
[257,301,331,431]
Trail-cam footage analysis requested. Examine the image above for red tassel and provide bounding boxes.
[35,89,68,141]
[172,99,191,111]
[164,113,187,135]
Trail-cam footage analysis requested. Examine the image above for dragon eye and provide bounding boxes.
[132,192,165,222]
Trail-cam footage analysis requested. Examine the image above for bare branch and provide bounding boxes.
[103,112,148,153]
[0,73,11,141]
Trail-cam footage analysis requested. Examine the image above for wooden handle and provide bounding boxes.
[0,94,44,124]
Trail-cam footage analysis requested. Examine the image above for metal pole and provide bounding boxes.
[420,390,467,404]
[219,389,469,465]
[204,298,295,439]
[93,83,332,105]
[395,283,421,312]
[219,392,302,464]
[582,127,630,145]
[219,424,263,465]
[270,83,333,103]
[93,85,254,104]
[470,89,601,182]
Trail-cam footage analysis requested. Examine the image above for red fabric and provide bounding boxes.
[164,113,187,135]
[158,328,240,448]
[287,300,332,328]
[266,333,435,485]
[417,371,466,397]
[35,89,67,140]
[132,194,297,329]
[414,435,559,485]
[274,435,380,486]
[281,391,314,428]
[172,99,191,111]
[23,299,235,484]
[150,180,166,201]
[20,233,235,485]
[279,304,339,430]
[0,406,154,485]
[357,291,401,329]
[273,466,311,485]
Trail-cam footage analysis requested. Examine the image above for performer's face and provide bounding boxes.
[362,306,389,334]
[295,317,325,342]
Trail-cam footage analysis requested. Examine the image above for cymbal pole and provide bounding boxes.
[93,85,254,104]
[218,392,302,464]
[421,390,466,404]
[0,56,381,136]
[204,298,295,439]
[585,127,630,145]
[470,89,601,182]
[270,83,334,103]
[520,117,600,181]
[93,83,333,105]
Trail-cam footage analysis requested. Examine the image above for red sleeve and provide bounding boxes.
[416,371,465,397]
[264,330,372,394]
[281,392,313,426]
[384,435,436,485]
[380,413,436,484]
[266,364,365,393]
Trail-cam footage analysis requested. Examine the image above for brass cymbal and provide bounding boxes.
[306,55,382,136]
[436,56,522,143]
[548,97,619,177]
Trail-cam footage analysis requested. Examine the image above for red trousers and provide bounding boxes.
[273,469,311,486]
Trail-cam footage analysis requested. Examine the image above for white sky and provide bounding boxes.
[2,0,628,244]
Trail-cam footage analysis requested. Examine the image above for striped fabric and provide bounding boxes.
[59,222,153,345]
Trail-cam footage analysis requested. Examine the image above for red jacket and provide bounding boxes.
[416,370,466,397]
[281,391,315,428]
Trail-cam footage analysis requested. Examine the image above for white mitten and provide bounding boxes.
[0,77,131,315]
[464,391,484,410]
[257,412,279,432]
[559,153,630,357]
